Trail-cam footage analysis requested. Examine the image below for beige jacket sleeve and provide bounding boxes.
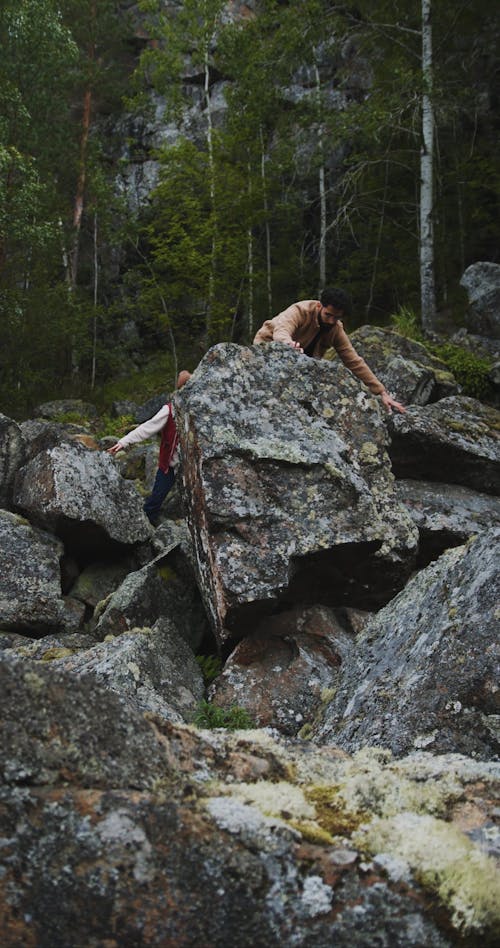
[333,324,385,395]
[270,304,307,345]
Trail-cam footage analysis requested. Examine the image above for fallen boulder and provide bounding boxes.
[0,510,65,635]
[53,619,204,723]
[344,326,458,404]
[209,606,353,735]
[93,546,210,651]
[395,478,500,565]
[14,440,152,552]
[175,344,418,647]
[460,261,500,339]
[0,413,25,507]
[314,528,500,759]
[388,396,500,494]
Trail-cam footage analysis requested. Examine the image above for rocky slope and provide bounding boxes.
[1,324,499,945]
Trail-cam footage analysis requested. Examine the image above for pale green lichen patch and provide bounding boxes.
[41,647,75,661]
[332,747,471,819]
[359,442,379,464]
[356,812,500,936]
[224,780,315,820]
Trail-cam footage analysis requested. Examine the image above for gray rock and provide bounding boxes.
[395,478,500,564]
[0,510,65,634]
[70,559,134,608]
[34,398,98,420]
[175,344,418,647]
[111,398,140,418]
[2,650,497,945]
[19,418,73,462]
[314,529,500,759]
[346,326,458,404]
[94,546,210,651]
[388,396,500,494]
[450,327,500,362]
[0,413,25,506]
[14,440,152,549]
[3,631,96,660]
[0,651,173,789]
[460,261,500,339]
[54,618,204,723]
[209,606,353,735]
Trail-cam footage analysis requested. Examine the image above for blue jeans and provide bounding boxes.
[143,467,175,525]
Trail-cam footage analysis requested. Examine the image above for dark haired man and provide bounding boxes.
[253,287,405,413]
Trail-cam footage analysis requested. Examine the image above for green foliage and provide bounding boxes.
[389,306,423,341]
[193,700,254,731]
[92,352,179,413]
[94,414,136,439]
[196,654,223,686]
[430,344,492,399]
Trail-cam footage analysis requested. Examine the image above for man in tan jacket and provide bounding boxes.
[253,287,405,413]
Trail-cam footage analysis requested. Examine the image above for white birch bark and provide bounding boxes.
[314,63,327,292]
[204,42,216,344]
[420,0,436,332]
[259,126,272,317]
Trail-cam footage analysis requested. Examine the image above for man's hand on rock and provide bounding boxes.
[381,391,406,414]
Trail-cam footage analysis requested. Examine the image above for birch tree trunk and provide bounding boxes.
[314,64,327,293]
[420,0,436,332]
[259,126,272,317]
[204,27,218,345]
[247,161,254,340]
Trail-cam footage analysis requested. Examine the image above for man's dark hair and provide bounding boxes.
[320,287,352,316]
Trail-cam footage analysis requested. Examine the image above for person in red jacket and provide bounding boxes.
[107,370,191,526]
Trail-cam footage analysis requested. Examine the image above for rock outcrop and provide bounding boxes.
[460,261,500,339]
[314,529,500,759]
[14,440,152,551]
[343,326,458,404]
[0,413,25,507]
[1,653,499,947]
[175,343,418,647]
[387,396,500,493]
[0,510,65,634]
[2,325,500,946]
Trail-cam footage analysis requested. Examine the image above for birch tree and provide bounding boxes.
[420,0,436,332]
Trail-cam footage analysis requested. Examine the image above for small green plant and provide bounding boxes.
[430,343,492,399]
[95,413,136,439]
[196,654,223,685]
[389,305,423,341]
[193,700,254,730]
[52,410,89,426]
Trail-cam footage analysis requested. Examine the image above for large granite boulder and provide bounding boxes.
[0,510,65,634]
[53,619,205,723]
[342,326,458,404]
[14,440,152,552]
[1,653,498,946]
[175,344,418,647]
[0,413,25,507]
[395,478,500,564]
[209,606,353,735]
[388,396,500,494]
[93,545,210,651]
[460,261,500,339]
[314,529,500,759]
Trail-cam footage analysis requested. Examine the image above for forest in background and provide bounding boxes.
[1,0,499,417]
